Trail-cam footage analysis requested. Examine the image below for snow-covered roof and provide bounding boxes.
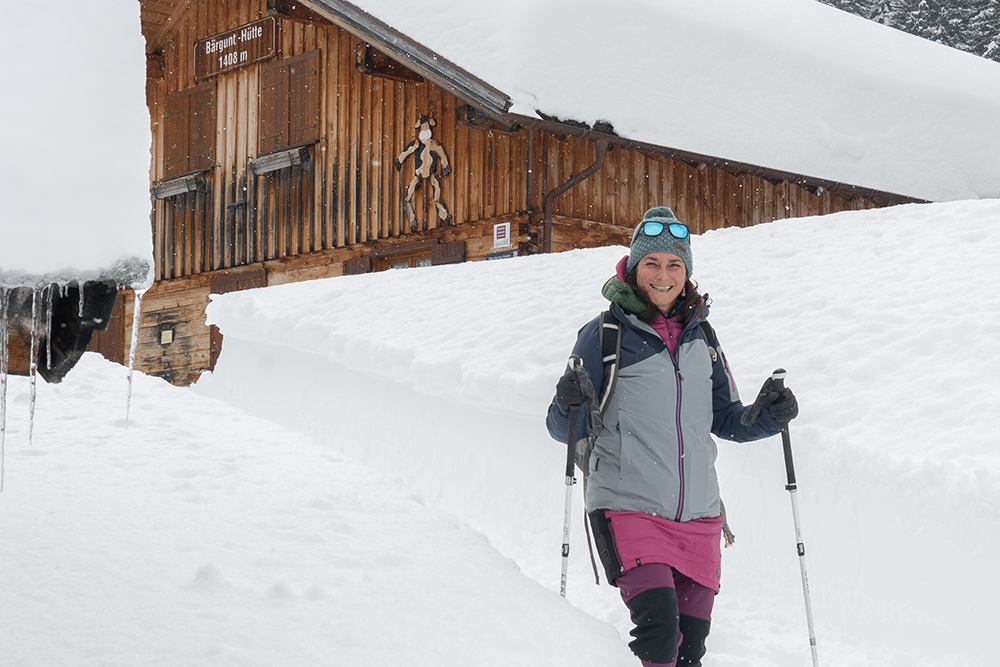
[327,0,1000,202]
[0,2,152,288]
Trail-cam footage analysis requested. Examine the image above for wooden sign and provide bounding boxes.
[194,17,276,80]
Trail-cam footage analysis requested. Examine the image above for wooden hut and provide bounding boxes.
[117,0,920,385]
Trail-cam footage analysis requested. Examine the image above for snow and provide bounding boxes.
[0,1,152,287]
[0,355,628,666]
[350,0,1000,202]
[3,199,998,665]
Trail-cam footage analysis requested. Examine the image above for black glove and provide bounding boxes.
[765,386,799,423]
[555,369,585,411]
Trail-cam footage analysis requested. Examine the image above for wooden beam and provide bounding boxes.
[268,0,334,27]
[151,0,194,53]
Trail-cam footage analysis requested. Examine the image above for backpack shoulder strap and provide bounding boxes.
[699,320,718,363]
[578,310,621,478]
[597,310,622,416]
[698,318,738,547]
[582,309,623,587]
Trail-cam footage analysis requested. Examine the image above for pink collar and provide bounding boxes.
[649,313,684,354]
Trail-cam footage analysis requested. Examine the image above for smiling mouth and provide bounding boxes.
[648,285,674,293]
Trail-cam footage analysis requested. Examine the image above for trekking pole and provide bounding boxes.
[772,368,820,667]
[560,355,583,597]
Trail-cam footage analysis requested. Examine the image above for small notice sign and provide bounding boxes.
[194,17,276,80]
[493,222,512,249]
[486,249,519,261]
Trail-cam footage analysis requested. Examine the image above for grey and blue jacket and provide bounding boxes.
[546,301,780,522]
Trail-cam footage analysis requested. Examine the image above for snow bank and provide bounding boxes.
[0,1,152,286]
[0,355,633,667]
[199,199,1000,665]
[351,0,1000,202]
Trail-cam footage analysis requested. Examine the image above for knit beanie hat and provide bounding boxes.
[626,206,693,277]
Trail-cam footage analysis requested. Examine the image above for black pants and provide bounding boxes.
[616,564,713,666]
[589,511,713,666]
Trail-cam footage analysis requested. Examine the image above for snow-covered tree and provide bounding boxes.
[816,0,1000,63]
[969,0,1000,59]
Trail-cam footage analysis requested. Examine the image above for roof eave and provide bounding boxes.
[303,0,511,116]
[503,112,925,205]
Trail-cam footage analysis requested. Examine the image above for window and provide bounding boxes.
[379,247,432,271]
[163,82,216,179]
[371,240,465,271]
[260,50,320,154]
[388,256,433,270]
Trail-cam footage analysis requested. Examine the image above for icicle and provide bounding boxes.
[78,281,85,318]
[45,284,54,372]
[1,287,9,492]
[125,287,146,428]
[28,288,42,447]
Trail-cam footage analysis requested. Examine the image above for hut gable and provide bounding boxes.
[128,0,926,385]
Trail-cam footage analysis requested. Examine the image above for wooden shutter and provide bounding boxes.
[343,256,371,275]
[164,94,189,178]
[164,83,216,178]
[260,50,320,154]
[432,240,466,265]
[260,60,289,154]
[188,85,216,173]
[290,50,320,146]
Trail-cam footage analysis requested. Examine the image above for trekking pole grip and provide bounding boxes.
[771,368,787,393]
[772,368,797,489]
[566,406,578,481]
[565,355,584,482]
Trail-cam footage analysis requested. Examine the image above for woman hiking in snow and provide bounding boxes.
[546,206,799,667]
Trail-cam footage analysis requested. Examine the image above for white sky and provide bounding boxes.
[0,1,151,285]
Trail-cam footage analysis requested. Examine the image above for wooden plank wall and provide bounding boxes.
[129,279,215,386]
[533,132,881,242]
[148,0,528,282]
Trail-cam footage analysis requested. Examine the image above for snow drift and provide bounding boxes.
[0,355,633,667]
[198,199,1000,666]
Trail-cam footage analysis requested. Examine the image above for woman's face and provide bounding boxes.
[635,252,687,313]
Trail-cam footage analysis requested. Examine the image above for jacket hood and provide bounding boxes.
[602,275,710,325]
[602,275,647,315]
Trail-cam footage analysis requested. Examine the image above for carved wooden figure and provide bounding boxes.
[394,115,452,229]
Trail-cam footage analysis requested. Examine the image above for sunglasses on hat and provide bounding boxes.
[635,220,689,240]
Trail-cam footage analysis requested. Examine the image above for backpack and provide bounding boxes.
[578,310,736,584]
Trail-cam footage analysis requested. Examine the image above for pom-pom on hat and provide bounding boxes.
[626,206,693,277]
